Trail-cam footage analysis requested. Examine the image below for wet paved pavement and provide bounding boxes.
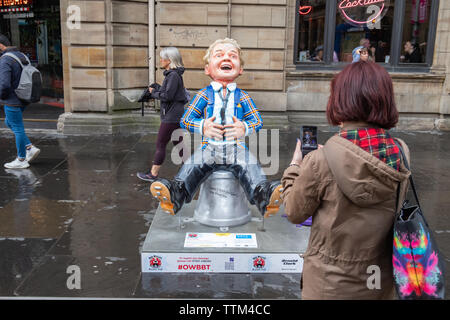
[0,127,449,299]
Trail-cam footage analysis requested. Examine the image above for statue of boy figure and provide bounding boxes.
[150,38,282,218]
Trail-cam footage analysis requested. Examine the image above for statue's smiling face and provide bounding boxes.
[205,43,243,82]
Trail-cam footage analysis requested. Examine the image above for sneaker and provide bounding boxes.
[4,158,30,169]
[137,170,158,182]
[26,145,40,163]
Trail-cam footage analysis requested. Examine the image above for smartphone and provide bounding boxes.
[300,126,318,157]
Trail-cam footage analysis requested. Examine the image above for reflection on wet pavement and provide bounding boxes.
[0,128,449,298]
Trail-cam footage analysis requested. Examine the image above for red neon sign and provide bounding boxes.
[0,0,32,6]
[299,5,312,15]
[0,0,32,13]
[339,0,387,25]
[339,0,385,10]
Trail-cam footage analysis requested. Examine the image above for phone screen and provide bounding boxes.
[301,126,317,147]
[301,126,318,156]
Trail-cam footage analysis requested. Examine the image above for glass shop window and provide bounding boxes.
[400,0,431,64]
[0,0,63,100]
[293,0,439,70]
[296,0,327,63]
[334,0,395,64]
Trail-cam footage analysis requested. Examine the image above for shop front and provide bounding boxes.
[286,0,448,130]
[0,0,63,106]
[294,0,437,67]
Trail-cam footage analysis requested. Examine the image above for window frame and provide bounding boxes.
[293,0,440,72]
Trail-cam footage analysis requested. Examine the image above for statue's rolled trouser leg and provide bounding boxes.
[175,145,216,203]
[230,146,282,217]
[228,145,265,202]
[150,145,215,215]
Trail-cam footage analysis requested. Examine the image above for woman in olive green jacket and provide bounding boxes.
[282,62,411,299]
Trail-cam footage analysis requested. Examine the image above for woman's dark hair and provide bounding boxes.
[326,61,398,129]
[406,40,419,50]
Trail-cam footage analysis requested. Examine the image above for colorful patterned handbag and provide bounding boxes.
[393,140,446,299]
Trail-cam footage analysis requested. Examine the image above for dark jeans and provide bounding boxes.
[153,122,183,166]
[174,143,266,204]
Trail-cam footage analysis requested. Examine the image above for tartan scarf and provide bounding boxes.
[338,127,400,171]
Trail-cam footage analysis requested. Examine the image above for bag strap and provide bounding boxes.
[2,52,29,68]
[394,182,401,215]
[393,138,421,208]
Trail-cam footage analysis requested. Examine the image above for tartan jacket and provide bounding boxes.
[180,84,263,149]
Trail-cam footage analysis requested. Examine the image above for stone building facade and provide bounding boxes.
[57,0,450,134]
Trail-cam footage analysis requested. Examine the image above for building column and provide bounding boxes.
[435,1,450,131]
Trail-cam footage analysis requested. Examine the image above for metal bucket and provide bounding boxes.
[194,170,251,227]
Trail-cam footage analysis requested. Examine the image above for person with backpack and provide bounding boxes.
[137,47,188,182]
[0,34,40,169]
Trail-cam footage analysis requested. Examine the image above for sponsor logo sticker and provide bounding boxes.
[252,255,267,271]
[149,255,162,270]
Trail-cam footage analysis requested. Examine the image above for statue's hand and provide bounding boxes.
[203,116,224,140]
[224,116,246,140]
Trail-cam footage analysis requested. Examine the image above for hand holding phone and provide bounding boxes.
[290,139,303,166]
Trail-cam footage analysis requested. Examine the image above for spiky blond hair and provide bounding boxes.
[203,38,245,66]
